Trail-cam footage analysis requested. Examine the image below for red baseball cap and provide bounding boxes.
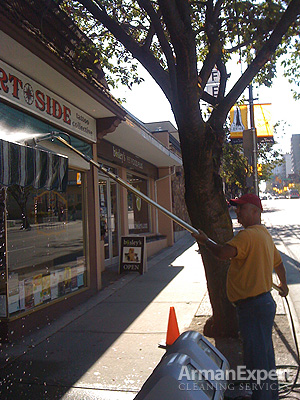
[229,193,263,211]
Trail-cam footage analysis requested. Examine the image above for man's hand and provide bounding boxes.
[192,229,208,246]
[277,283,289,297]
[274,262,289,297]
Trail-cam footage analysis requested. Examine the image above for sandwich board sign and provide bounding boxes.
[119,236,146,275]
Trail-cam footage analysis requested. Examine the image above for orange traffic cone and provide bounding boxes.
[166,306,180,346]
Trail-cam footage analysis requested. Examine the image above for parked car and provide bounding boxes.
[288,189,300,199]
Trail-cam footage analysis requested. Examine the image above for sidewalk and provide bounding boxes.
[0,230,299,399]
[0,234,206,399]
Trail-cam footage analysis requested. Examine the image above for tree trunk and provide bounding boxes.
[177,114,238,337]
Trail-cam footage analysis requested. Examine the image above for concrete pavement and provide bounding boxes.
[263,209,300,351]
[0,234,207,399]
[0,214,299,399]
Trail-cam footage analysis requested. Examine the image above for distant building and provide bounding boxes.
[291,134,300,174]
[285,153,292,177]
[272,162,286,178]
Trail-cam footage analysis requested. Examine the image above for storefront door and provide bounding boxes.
[99,175,119,266]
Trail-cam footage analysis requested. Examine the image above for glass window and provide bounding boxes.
[127,173,150,234]
[5,169,87,316]
[99,167,119,262]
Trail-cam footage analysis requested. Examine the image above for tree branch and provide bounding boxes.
[78,0,173,101]
[201,90,218,105]
[224,39,252,54]
[158,0,198,92]
[217,0,300,119]
[215,57,227,101]
[197,0,222,98]
[157,0,194,49]
[213,0,224,19]
[137,0,176,79]
[198,39,221,96]
[142,23,155,49]
[175,0,193,29]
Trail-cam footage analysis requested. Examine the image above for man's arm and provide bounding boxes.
[192,230,237,260]
[274,262,289,297]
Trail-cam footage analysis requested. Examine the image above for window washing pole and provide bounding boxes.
[38,132,281,294]
[51,134,199,235]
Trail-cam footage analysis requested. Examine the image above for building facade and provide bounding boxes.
[291,134,300,174]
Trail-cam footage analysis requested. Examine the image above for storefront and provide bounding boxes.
[0,9,126,340]
[0,116,92,341]
[0,0,183,341]
[97,116,182,264]
[0,57,96,339]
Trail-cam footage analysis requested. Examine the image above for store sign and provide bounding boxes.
[119,236,146,275]
[205,68,220,97]
[112,145,144,170]
[98,140,158,179]
[0,60,96,142]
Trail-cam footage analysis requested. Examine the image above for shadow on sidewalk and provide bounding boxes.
[0,236,195,399]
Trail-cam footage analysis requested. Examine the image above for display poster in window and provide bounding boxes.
[25,277,34,310]
[64,267,72,294]
[71,267,78,291]
[8,273,20,314]
[58,270,65,297]
[119,236,146,275]
[77,256,85,287]
[50,271,59,300]
[19,280,25,310]
[0,295,7,317]
[33,274,43,306]
[42,274,51,302]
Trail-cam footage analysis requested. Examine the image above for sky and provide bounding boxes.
[111,62,299,155]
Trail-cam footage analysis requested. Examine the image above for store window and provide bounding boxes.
[99,167,120,263]
[5,169,87,316]
[127,173,150,234]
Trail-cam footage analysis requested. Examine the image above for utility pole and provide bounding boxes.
[248,83,259,195]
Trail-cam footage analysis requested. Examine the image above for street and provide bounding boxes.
[261,198,300,268]
[255,198,300,346]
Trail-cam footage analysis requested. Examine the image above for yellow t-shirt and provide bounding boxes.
[226,224,282,303]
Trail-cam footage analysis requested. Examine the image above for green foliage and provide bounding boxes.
[61,0,145,89]
[257,140,284,181]
[221,141,249,197]
[59,0,300,97]
[221,139,284,196]
[282,39,300,99]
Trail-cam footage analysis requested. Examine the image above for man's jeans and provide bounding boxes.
[236,291,278,400]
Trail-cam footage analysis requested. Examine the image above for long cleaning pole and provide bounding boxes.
[54,135,199,235]
[51,134,281,294]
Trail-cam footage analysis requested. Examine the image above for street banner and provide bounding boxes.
[119,236,146,275]
[254,103,274,140]
[230,105,248,142]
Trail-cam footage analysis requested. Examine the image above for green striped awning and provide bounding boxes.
[0,138,68,192]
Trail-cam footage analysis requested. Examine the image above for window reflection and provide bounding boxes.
[127,173,149,234]
[6,169,87,316]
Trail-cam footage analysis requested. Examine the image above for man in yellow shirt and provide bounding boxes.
[192,193,288,400]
